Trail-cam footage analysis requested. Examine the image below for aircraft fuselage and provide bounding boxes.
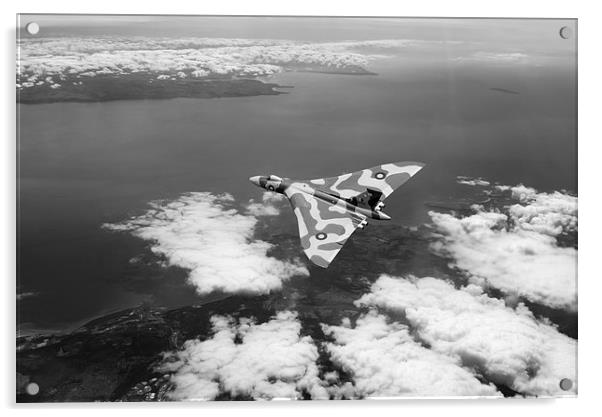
[249,175,391,221]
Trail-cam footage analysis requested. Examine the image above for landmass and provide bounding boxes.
[16,65,375,104]
[17,75,285,104]
[286,63,377,76]
[15,223,450,402]
[17,35,384,104]
[17,297,273,402]
[16,186,577,401]
[489,87,520,95]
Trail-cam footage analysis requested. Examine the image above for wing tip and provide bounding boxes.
[392,160,426,168]
[388,161,426,177]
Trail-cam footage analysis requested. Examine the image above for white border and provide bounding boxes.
[3,1,598,416]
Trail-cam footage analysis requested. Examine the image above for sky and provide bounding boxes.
[17,15,576,46]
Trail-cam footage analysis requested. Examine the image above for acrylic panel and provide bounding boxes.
[16,15,577,402]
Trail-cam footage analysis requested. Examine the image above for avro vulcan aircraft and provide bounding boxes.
[250,162,424,268]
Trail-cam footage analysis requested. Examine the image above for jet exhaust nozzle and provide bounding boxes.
[375,211,391,220]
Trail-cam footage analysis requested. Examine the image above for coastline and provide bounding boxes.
[17,77,285,104]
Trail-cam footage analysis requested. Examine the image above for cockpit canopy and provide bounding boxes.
[268,175,283,181]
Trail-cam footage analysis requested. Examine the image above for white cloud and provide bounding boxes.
[504,184,577,237]
[16,291,37,301]
[322,310,500,398]
[16,37,429,89]
[14,37,361,88]
[357,275,577,397]
[103,192,308,295]
[244,202,280,217]
[244,192,283,217]
[261,191,286,203]
[457,176,491,186]
[456,175,490,187]
[453,51,529,64]
[429,184,577,310]
[159,311,328,400]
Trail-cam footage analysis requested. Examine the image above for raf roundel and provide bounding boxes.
[374,172,386,180]
[315,232,327,241]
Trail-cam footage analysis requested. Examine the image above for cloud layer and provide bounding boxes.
[357,275,577,396]
[17,37,416,89]
[322,311,500,398]
[103,192,307,295]
[453,51,529,64]
[159,311,328,400]
[456,176,491,186]
[429,184,577,310]
[503,184,577,237]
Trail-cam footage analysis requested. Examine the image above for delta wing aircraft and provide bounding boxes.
[250,162,424,268]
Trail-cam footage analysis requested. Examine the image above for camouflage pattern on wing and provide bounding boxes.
[285,182,366,268]
[305,161,425,200]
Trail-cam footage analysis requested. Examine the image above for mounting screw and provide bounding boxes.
[26,22,40,35]
[559,378,573,391]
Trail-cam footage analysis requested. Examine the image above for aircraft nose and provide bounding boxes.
[249,176,262,187]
